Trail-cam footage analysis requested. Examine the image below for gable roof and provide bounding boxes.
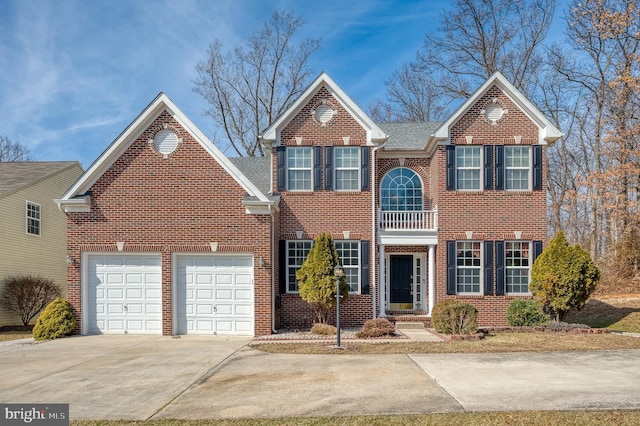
[228,156,271,194]
[260,72,388,146]
[0,161,82,199]
[429,71,563,152]
[57,93,273,212]
[376,122,441,151]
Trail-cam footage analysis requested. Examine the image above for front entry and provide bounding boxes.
[389,255,413,309]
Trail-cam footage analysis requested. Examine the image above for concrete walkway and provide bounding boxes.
[1,335,639,420]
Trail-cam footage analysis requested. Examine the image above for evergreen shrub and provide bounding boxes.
[32,298,76,340]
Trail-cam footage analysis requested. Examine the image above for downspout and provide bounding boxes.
[371,139,387,319]
[270,203,277,334]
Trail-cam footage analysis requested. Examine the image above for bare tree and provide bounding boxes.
[1,275,61,326]
[194,11,321,157]
[372,0,555,122]
[0,135,32,162]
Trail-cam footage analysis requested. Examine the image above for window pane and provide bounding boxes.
[456,241,481,293]
[506,242,531,293]
[26,202,40,236]
[336,241,359,292]
[335,147,359,191]
[505,146,530,190]
[456,147,481,190]
[380,168,423,211]
[287,148,312,190]
[287,241,313,292]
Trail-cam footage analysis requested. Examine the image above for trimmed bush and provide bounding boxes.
[356,318,396,338]
[310,323,336,335]
[530,231,600,321]
[506,299,551,327]
[431,300,478,335]
[32,298,76,340]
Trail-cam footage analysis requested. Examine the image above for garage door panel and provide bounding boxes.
[176,255,254,336]
[87,255,162,335]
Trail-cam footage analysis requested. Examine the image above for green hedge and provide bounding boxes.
[32,298,76,340]
[431,300,478,335]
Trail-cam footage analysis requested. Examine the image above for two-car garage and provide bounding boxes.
[85,254,254,336]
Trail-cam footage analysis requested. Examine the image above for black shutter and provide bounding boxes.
[324,146,333,190]
[495,240,505,296]
[361,146,370,191]
[360,240,370,294]
[276,146,286,192]
[446,145,456,190]
[533,240,543,262]
[495,145,504,190]
[446,240,456,295]
[279,240,287,294]
[484,145,493,190]
[533,145,543,191]
[484,241,493,295]
[313,146,322,191]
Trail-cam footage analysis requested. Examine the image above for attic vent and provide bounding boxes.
[315,104,334,123]
[485,103,503,122]
[154,130,179,155]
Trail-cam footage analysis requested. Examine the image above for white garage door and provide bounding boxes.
[87,255,162,334]
[176,255,254,335]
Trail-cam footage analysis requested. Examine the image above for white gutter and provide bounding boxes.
[371,139,387,319]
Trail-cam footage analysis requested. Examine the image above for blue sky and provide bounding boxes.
[0,0,564,167]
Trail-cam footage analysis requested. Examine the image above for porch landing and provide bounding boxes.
[384,312,432,329]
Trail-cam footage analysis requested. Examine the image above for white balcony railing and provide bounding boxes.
[378,209,438,231]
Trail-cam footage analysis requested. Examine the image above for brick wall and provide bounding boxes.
[66,111,273,336]
[435,84,547,326]
[275,85,375,328]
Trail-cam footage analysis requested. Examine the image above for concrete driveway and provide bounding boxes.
[1,336,640,420]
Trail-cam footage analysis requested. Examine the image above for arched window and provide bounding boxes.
[380,168,423,211]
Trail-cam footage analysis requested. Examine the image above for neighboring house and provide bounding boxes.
[0,161,84,326]
[56,71,561,336]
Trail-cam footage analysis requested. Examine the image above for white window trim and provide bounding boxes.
[287,147,313,192]
[455,146,483,191]
[505,240,532,295]
[335,240,361,293]
[456,240,482,295]
[505,146,532,191]
[334,147,360,192]
[26,201,41,236]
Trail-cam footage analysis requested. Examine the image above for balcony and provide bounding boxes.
[378,208,438,231]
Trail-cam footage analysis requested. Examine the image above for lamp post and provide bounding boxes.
[334,264,344,348]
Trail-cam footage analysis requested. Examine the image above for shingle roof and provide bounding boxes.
[376,122,441,150]
[0,161,81,197]
[228,157,271,194]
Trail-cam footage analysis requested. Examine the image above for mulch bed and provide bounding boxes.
[253,328,407,341]
[0,325,33,332]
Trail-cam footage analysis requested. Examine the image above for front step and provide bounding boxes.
[385,315,432,329]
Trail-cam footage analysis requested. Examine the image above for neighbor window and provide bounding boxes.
[505,146,530,190]
[506,241,531,294]
[287,147,312,190]
[286,240,313,292]
[456,241,481,293]
[26,202,40,236]
[335,147,360,191]
[456,146,481,190]
[335,241,360,292]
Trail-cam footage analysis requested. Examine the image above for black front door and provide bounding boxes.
[390,255,413,305]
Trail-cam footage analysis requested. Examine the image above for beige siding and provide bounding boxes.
[0,164,83,326]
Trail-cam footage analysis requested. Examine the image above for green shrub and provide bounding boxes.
[310,323,336,335]
[32,298,76,340]
[431,300,478,335]
[530,231,600,321]
[356,318,396,338]
[506,299,551,326]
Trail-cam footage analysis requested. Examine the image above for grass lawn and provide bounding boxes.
[565,295,640,333]
[70,411,640,425]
